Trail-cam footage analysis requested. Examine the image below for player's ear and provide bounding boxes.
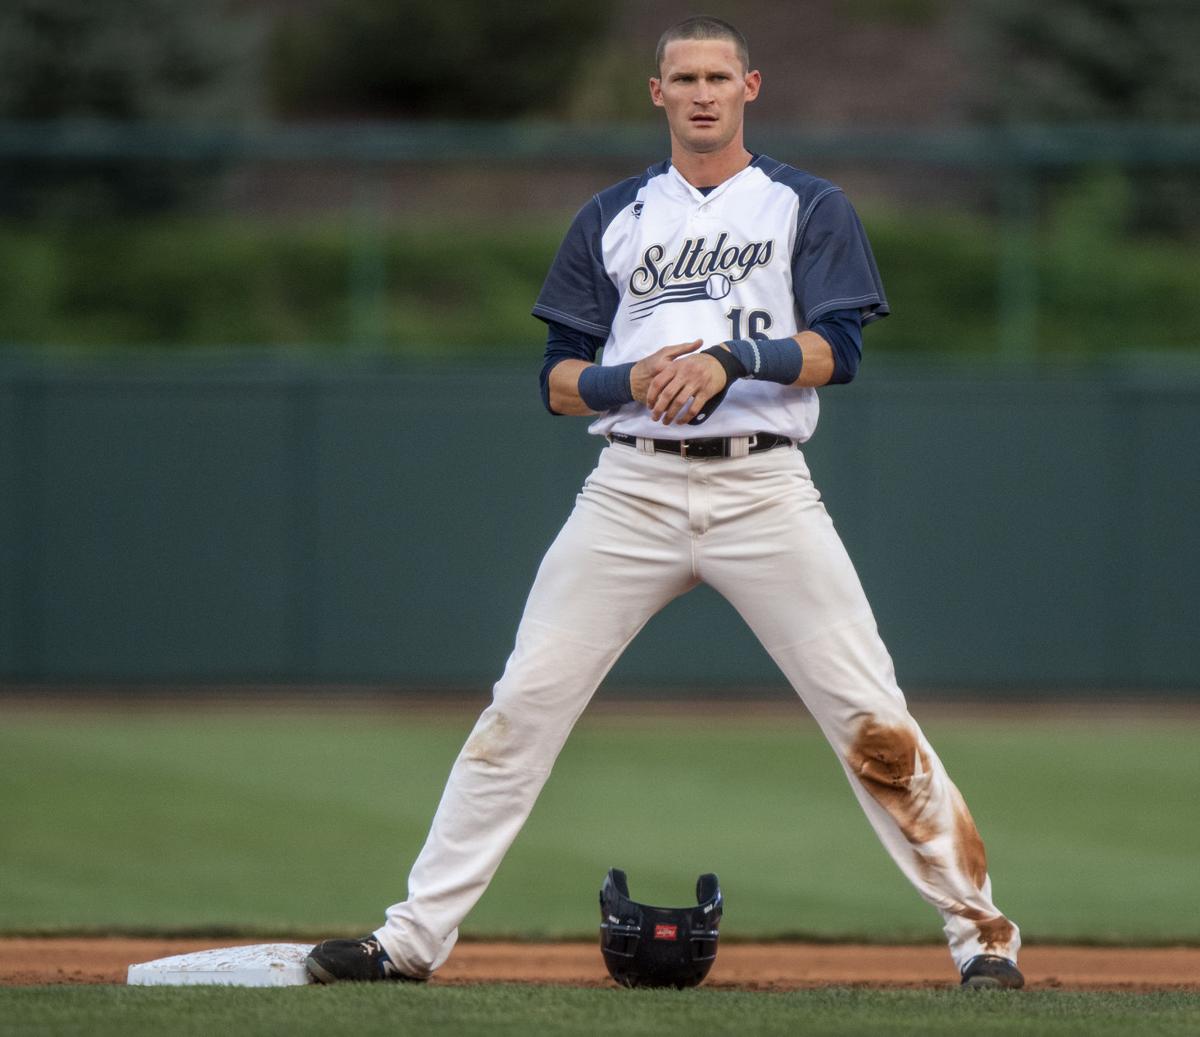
[649,76,665,107]
[744,69,761,103]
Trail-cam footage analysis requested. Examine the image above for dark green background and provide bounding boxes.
[1,355,1196,688]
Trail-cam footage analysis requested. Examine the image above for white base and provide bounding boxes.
[127,943,315,987]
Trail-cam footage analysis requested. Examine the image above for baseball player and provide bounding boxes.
[308,16,1024,990]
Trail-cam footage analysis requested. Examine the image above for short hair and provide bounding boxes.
[655,16,750,76]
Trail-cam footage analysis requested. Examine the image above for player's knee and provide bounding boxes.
[461,704,561,770]
[462,708,515,766]
[846,714,927,781]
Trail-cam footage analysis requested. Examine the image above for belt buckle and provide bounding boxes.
[679,439,690,459]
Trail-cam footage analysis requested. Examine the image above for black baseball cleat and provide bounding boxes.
[960,954,1025,989]
[306,935,422,983]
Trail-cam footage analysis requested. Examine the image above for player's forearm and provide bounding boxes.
[554,332,834,420]
[715,331,834,388]
[792,331,835,387]
[547,359,599,415]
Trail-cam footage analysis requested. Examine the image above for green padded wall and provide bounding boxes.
[1,356,1196,689]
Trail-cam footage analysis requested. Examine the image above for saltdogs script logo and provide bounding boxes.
[628,233,773,319]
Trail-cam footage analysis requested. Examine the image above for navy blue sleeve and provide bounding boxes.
[532,197,619,338]
[539,320,605,414]
[809,308,863,385]
[793,189,890,328]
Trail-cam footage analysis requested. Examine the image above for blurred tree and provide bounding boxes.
[0,0,263,218]
[968,0,1200,235]
[970,0,1200,123]
[269,0,613,118]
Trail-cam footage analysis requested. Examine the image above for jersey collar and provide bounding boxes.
[665,157,760,205]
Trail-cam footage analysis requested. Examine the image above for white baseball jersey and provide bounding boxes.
[533,155,889,443]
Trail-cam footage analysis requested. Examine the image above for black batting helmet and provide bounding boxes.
[598,867,723,988]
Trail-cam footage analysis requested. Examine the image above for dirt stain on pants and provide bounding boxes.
[464,710,511,767]
[846,716,1013,953]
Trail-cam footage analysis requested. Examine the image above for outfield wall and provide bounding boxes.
[1,354,1196,689]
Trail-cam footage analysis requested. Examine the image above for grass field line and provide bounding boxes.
[4,985,1200,1037]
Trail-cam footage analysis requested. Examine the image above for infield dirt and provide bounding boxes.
[2,939,1197,991]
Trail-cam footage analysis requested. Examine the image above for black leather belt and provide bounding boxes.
[608,431,793,459]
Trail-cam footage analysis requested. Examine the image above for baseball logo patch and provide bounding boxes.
[705,273,731,299]
[653,924,679,940]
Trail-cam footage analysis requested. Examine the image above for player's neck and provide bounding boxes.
[670,141,753,190]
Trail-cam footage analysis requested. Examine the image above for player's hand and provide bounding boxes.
[630,339,703,406]
[646,346,729,425]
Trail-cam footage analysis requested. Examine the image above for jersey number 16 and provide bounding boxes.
[726,307,772,340]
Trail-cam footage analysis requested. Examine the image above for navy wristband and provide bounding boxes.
[577,361,635,412]
[725,337,803,385]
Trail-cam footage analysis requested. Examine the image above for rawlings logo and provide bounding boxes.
[653,924,679,940]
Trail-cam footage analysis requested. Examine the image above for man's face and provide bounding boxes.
[649,39,760,156]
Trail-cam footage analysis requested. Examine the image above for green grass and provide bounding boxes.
[0,217,564,357]
[3,193,1200,358]
[0,702,1196,943]
[3,985,1199,1037]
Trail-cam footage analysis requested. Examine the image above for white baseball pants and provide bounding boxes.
[377,441,1020,976]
